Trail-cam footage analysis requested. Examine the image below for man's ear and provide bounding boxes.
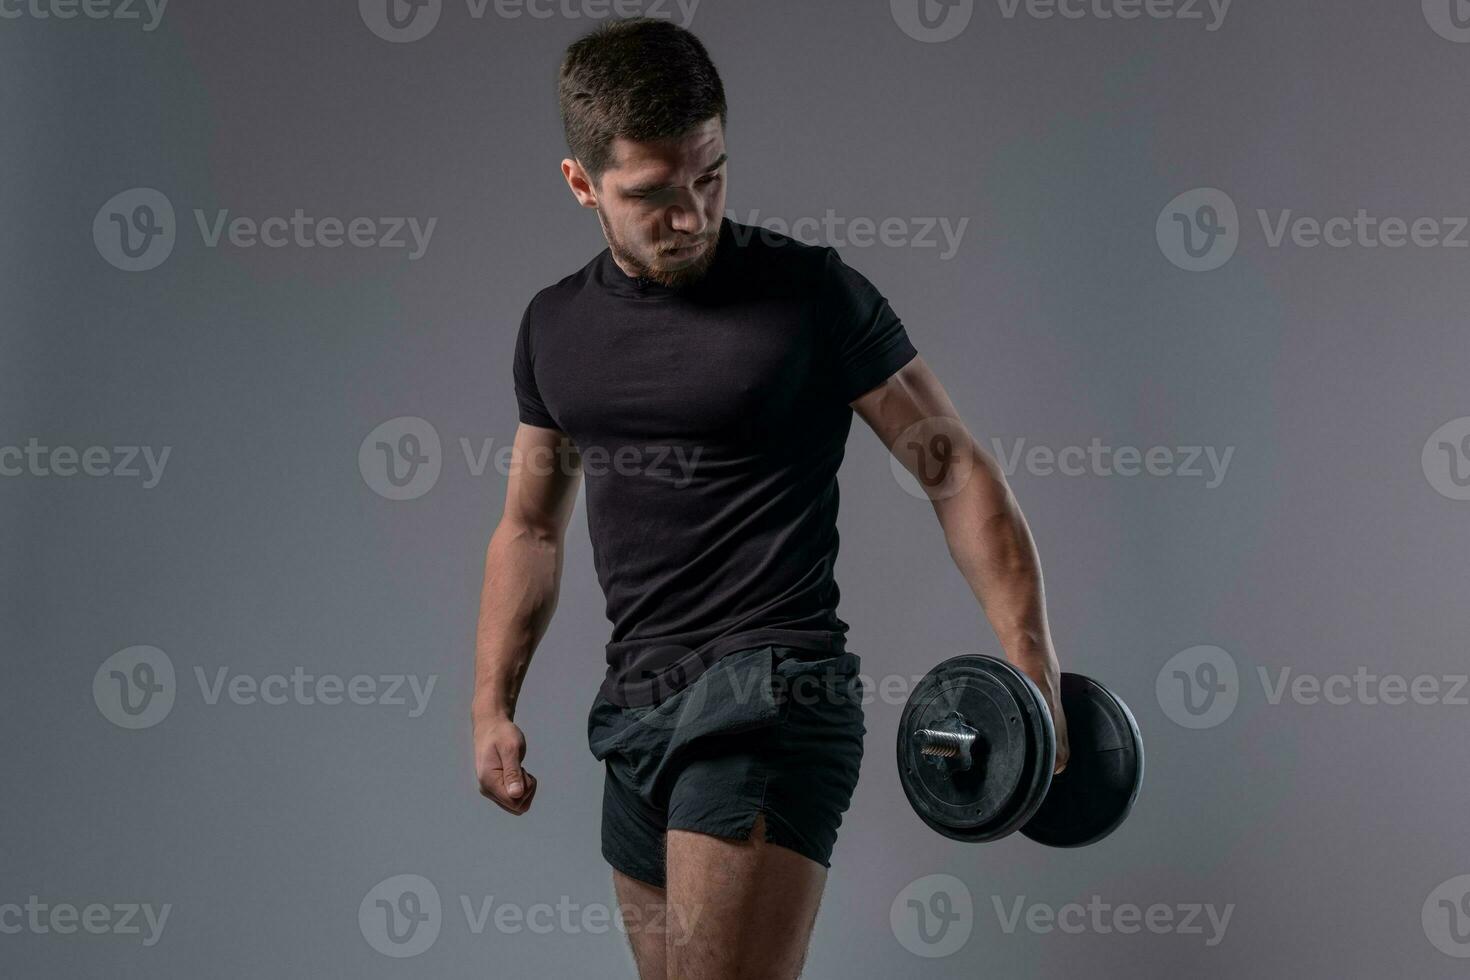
[562,158,599,208]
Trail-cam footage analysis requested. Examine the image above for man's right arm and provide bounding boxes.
[472,422,582,814]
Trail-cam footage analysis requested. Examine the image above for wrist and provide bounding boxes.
[1005,643,1059,690]
[1003,636,1055,669]
[472,692,515,728]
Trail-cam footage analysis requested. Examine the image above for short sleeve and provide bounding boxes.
[513,302,560,430]
[815,247,918,404]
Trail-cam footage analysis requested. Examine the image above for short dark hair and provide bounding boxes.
[558,17,727,187]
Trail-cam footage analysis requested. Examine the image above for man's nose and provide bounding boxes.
[655,188,709,236]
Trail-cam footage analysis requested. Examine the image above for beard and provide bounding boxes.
[597,208,719,290]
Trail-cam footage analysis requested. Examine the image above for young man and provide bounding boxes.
[472,17,1070,980]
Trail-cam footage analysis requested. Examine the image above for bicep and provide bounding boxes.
[850,355,997,503]
[502,422,582,538]
[850,354,963,451]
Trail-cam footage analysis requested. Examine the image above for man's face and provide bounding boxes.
[565,116,727,289]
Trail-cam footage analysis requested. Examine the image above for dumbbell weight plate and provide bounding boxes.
[1020,673,1144,848]
[896,655,1055,842]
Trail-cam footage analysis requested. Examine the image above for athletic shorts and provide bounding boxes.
[585,644,866,889]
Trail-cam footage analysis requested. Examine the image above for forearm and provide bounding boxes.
[472,521,563,725]
[935,449,1060,685]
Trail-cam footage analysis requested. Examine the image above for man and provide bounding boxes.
[472,17,1070,980]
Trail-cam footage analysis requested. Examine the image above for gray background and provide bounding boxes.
[5,0,1469,976]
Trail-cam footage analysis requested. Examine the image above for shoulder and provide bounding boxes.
[722,217,836,289]
[520,253,603,329]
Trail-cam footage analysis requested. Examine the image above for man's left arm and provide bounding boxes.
[851,354,1070,773]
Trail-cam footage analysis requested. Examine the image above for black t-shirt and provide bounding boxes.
[513,217,918,706]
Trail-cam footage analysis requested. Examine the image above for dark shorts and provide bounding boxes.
[586,644,866,889]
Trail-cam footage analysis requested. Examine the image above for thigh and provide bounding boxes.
[663,649,866,978]
[612,869,668,980]
[665,811,828,980]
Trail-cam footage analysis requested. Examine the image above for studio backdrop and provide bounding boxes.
[4,1,1469,977]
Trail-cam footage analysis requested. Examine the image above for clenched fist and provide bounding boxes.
[474,717,538,814]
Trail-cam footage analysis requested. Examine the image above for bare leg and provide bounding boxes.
[613,869,668,980]
[665,812,828,979]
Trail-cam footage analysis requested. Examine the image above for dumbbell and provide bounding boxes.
[896,654,1143,847]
